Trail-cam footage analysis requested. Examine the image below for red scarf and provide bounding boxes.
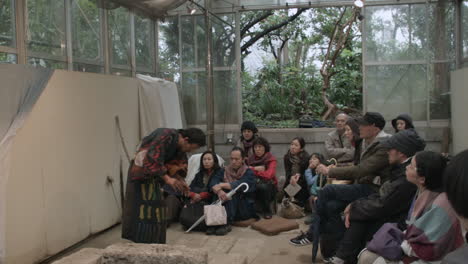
[247,152,274,167]
[224,164,249,183]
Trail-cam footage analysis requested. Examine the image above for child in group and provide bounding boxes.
[304,153,327,200]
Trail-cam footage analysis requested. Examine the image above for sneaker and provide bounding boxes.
[289,231,312,246]
[206,227,216,235]
[323,256,344,264]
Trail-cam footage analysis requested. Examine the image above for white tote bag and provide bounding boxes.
[204,204,227,226]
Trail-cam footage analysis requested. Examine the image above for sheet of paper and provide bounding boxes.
[284,183,302,197]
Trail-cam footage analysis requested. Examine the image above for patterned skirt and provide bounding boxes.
[122,162,167,243]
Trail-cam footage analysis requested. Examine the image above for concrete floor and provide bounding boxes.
[51,216,323,264]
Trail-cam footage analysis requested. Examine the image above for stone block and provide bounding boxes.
[100,243,208,264]
[52,248,104,264]
[208,253,248,264]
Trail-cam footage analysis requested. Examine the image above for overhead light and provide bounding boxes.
[354,0,364,8]
[187,2,196,15]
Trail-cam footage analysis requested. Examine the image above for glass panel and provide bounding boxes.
[135,14,154,71]
[158,71,180,83]
[196,16,206,68]
[27,0,66,56]
[0,0,15,47]
[181,15,196,69]
[429,62,453,119]
[428,1,455,61]
[212,14,235,67]
[0,52,16,63]
[214,70,238,124]
[365,4,427,62]
[158,16,179,72]
[71,0,102,64]
[463,1,468,58]
[181,70,238,125]
[111,68,131,76]
[73,62,103,73]
[28,57,67,69]
[366,64,427,121]
[108,7,130,66]
[181,72,206,125]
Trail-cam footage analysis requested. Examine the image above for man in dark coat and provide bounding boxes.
[326,129,426,264]
[122,128,206,243]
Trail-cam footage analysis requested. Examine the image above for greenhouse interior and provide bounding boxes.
[1,0,468,263]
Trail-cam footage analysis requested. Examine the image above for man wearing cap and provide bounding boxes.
[324,113,354,163]
[325,129,425,264]
[289,112,392,247]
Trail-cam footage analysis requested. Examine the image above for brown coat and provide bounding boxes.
[324,129,354,163]
[329,131,392,185]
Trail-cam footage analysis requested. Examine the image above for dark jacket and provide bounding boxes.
[283,150,310,189]
[329,131,392,185]
[349,159,417,226]
[392,113,415,131]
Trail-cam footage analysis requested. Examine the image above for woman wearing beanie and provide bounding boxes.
[392,113,415,133]
[236,121,259,158]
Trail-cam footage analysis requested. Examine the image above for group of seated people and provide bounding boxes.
[159,113,468,264]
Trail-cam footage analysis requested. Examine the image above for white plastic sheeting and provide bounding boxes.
[0,65,53,264]
[185,153,225,186]
[137,74,184,138]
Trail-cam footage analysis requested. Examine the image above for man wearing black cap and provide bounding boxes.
[290,112,392,247]
[325,129,425,264]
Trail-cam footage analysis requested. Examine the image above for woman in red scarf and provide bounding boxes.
[247,137,277,219]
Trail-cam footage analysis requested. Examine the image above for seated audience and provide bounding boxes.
[357,151,464,264]
[188,151,221,203]
[325,113,355,163]
[247,137,278,219]
[442,150,468,263]
[305,153,327,200]
[208,147,257,235]
[185,152,225,186]
[283,137,310,207]
[391,113,414,133]
[290,112,391,247]
[343,118,363,165]
[325,129,425,263]
[236,121,259,158]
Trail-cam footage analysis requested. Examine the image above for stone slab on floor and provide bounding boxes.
[51,248,104,264]
[100,243,208,264]
[228,238,265,264]
[208,253,248,264]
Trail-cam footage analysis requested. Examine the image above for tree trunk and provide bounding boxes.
[321,74,337,120]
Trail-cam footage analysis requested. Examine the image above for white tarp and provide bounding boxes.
[0,65,53,264]
[136,74,184,138]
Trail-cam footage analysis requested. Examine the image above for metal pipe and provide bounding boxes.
[205,0,215,151]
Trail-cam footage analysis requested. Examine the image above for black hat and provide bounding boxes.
[382,129,426,157]
[391,113,415,130]
[240,121,258,133]
[356,112,386,130]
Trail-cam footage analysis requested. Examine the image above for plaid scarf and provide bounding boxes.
[224,164,249,183]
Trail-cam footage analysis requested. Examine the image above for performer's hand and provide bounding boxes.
[166,177,189,195]
[217,190,230,202]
